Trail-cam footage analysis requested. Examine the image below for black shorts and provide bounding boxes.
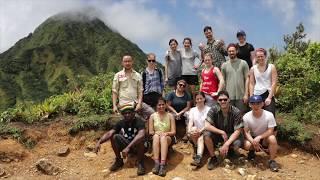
[181,75,199,85]
[113,134,147,153]
[203,131,243,148]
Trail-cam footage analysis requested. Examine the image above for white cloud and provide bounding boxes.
[263,0,296,23]
[0,0,181,53]
[189,0,214,9]
[307,0,320,41]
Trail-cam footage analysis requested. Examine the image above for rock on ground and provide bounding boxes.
[35,158,60,175]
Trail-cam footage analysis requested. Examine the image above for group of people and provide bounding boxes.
[94,25,279,177]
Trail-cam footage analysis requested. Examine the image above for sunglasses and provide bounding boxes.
[218,98,228,102]
[178,84,186,87]
[148,59,156,63]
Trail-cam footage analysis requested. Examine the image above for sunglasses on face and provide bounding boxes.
[178,84,186,87]
[148,59,156,63]
[218,98,228,102]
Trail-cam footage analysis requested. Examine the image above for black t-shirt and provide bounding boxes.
[113,118,145,142]
[236,43,254,68]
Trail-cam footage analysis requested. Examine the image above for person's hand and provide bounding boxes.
[190,130,200,138]
[253,136,262,151]
[175,112,181,120]
[199,43,205,51]
[122,147,130,158]
[221,131,228,142]
[135,103,142,112]
[243,95,248,104]
[211,92,218,97]
[113,106,119,114]
[219,143,229,157]
[265,98,271,106]
[160,132,168,137]
[94,142,101,153]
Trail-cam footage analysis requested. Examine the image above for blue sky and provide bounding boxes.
[1,0,319,64]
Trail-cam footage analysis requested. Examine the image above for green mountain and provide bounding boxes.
[0,12,147,111]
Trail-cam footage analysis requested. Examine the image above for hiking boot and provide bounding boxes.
[207,156,219,170]
[191,155,202,167]
[192,145,197,160]
[158,164,167,177]
[248,150,256,161]
[268,160,279,172]
[137,161,146,175]
[109,158,124,171]
[152,163,160,175]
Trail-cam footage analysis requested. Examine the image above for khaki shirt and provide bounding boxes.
[112,69,143,106]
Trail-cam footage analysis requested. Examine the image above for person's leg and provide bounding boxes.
[243,139,255,160]
[265,135,279,172]
[203,131,219,170]
[264,97,276,117]
[197,135,204,156]
[135,140,146,175]
[109,134,128,171]
[265,135,278,160]
[152,134,160,163]
[158,135,172,177]
[204,94,216,107]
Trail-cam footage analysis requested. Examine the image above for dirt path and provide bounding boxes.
[1,120,320,180]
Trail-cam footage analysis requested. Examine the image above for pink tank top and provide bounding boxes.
[201,67,219,95]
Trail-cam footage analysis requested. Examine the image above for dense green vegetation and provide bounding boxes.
[274,24,320,144]
[0,12,147,111]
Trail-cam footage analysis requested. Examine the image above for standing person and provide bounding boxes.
[236,30,255,68]
[199,26,227,69]
[221,43,249,114]
[243,95,279,172]
[187,92,210,167]
[112,55,154,121]
[180,37,201,100]
[249,48,278,116]
[200,53,224,106]
[142,53,164,108]
[94,104,146,175]
[204,90,244,170]
[149,97,176,177]
[165,39,182,89]
[166,79,192,141]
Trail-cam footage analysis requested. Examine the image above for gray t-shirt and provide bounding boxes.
[221,58,249,100]
[243,110,276,137]
[180,48,200,75]
[166,51,182,80]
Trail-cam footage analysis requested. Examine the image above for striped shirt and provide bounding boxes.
[143,68,164,94]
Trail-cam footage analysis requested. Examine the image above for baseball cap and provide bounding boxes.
[249,95,263,103]
[119,103,135,113]
[236,30,246,37]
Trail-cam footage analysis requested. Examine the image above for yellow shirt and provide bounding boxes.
[153,112,171,132]
[112,69,143,106]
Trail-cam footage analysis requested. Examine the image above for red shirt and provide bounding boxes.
[201,67,219,95]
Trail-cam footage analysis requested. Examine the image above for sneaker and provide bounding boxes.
[158,164,167,177]
[207,156,219,170]
[109,158,124,171]
[137,161,146,175]
[191,155,202,167]
[268,160,279,172]
[152,163,160,175]
[248,150,256,160]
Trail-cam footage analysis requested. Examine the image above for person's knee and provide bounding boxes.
[267,135,278,145]
[113,134,122,142]
[232,139,242,150]
[243,140,252,150]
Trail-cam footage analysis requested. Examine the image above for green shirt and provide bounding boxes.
[221,58,249,100]
[152,112,171,132]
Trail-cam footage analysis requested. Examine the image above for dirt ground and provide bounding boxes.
[1,119,320,180]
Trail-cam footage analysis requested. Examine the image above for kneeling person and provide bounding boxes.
[243,95,279,172]
[204,90,244,170]
[94,104,146,175]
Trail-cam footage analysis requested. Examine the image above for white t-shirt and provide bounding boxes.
[180,48,200,75]
[188,105,210,129]
[243,110,276,137]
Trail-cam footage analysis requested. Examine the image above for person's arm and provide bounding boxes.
[187,109,194,132]
[215,67,225,92]
[112,75,119,113]
[149,114,155,135]
[220,128,242,156]
[221,63,227,90]
[166,113,176,136]
[249,68,255,96]
[244,127,254,144]
[266,64,278,104]
[164,57,169,83]
[135,76,144,111]
[95,129,116,153]
[166,97,178,114]
[243,63,250,103]
[178,101,191,115]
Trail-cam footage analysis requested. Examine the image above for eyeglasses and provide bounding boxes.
[148,59,156,63]
[178,84,186,87]
[218,98,228,102]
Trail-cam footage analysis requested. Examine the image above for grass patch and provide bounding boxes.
[69,114,111,135]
